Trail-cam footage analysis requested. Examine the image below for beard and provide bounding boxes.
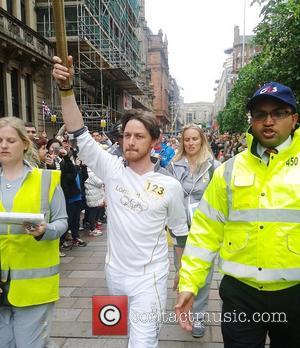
[124,148,150,162]
[124,149,138,160]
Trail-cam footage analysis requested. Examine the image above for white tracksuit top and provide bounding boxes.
[76,131,188,275]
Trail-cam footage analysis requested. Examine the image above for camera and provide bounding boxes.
[52,146,61,156]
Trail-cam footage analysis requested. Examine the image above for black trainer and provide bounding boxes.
[72,238,87,247]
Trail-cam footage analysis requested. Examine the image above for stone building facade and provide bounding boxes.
[183,101,214,127]
[147,29,170,128]
[0,0,53,133]
[0,1,181,134]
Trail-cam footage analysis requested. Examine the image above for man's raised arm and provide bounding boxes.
[52,56,84,132]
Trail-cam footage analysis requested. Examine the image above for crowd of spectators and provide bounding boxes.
[158,128,247,164]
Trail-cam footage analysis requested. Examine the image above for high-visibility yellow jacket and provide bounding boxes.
[179,129,300,294]
[0,168,61,306]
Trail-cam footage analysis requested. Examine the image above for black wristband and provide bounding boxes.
[68,126,88,139]
[58,86,73,91]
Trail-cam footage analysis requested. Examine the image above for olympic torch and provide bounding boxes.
[52,0,72,89]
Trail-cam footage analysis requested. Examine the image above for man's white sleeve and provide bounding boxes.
[76,131,123,182]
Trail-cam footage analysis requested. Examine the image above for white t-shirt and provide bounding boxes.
[76,131,188,275]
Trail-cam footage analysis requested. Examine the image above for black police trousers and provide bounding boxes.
[219,275,300,348]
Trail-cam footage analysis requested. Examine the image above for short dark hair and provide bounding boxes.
[25,122,36,129]
[46,138,62,151]
[121,109,160,140]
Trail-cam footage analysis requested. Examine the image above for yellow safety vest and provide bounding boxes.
[0,168,61,306]
[180,129,300,294]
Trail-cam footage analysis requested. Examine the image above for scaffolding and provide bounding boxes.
[79,0,141,78]
[36,0,146,130]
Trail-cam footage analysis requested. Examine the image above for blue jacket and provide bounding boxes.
[159,143,175,168]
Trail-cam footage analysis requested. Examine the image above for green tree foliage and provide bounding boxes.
[219,0,300,133]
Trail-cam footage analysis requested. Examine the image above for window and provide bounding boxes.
[65,6,78,36]
[36,8,53,37]
[6,0,13,15]
[11,68,20,117]
[0,63,5,117]
[186,112,193,124]
[21,0,26,23]
[25,75,32,122]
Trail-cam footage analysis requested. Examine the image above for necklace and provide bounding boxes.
[0,167,26,210]
[0,171,22,190]
[0,176,20,190]
[0,176,14,189]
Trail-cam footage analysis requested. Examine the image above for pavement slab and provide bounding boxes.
[51,227,225,347]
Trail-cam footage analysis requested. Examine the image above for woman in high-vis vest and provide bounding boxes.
[0,117,68,348]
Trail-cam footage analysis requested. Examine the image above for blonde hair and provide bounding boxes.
[173,124,212,171]
[0,117,39,167]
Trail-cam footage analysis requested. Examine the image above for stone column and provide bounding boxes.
[20,73,26,121]
[26,0,36,30]
[0,0,7,10]
[12,0,21,20]
[32,79,38,129]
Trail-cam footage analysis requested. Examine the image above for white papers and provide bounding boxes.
[0,212,44,225]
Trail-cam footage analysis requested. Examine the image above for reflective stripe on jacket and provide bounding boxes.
[179,128,300,294]
[0,168,61,306]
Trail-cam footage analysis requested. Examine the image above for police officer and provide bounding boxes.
[175,82,300,348]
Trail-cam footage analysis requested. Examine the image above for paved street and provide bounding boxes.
[51,227,224,347]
